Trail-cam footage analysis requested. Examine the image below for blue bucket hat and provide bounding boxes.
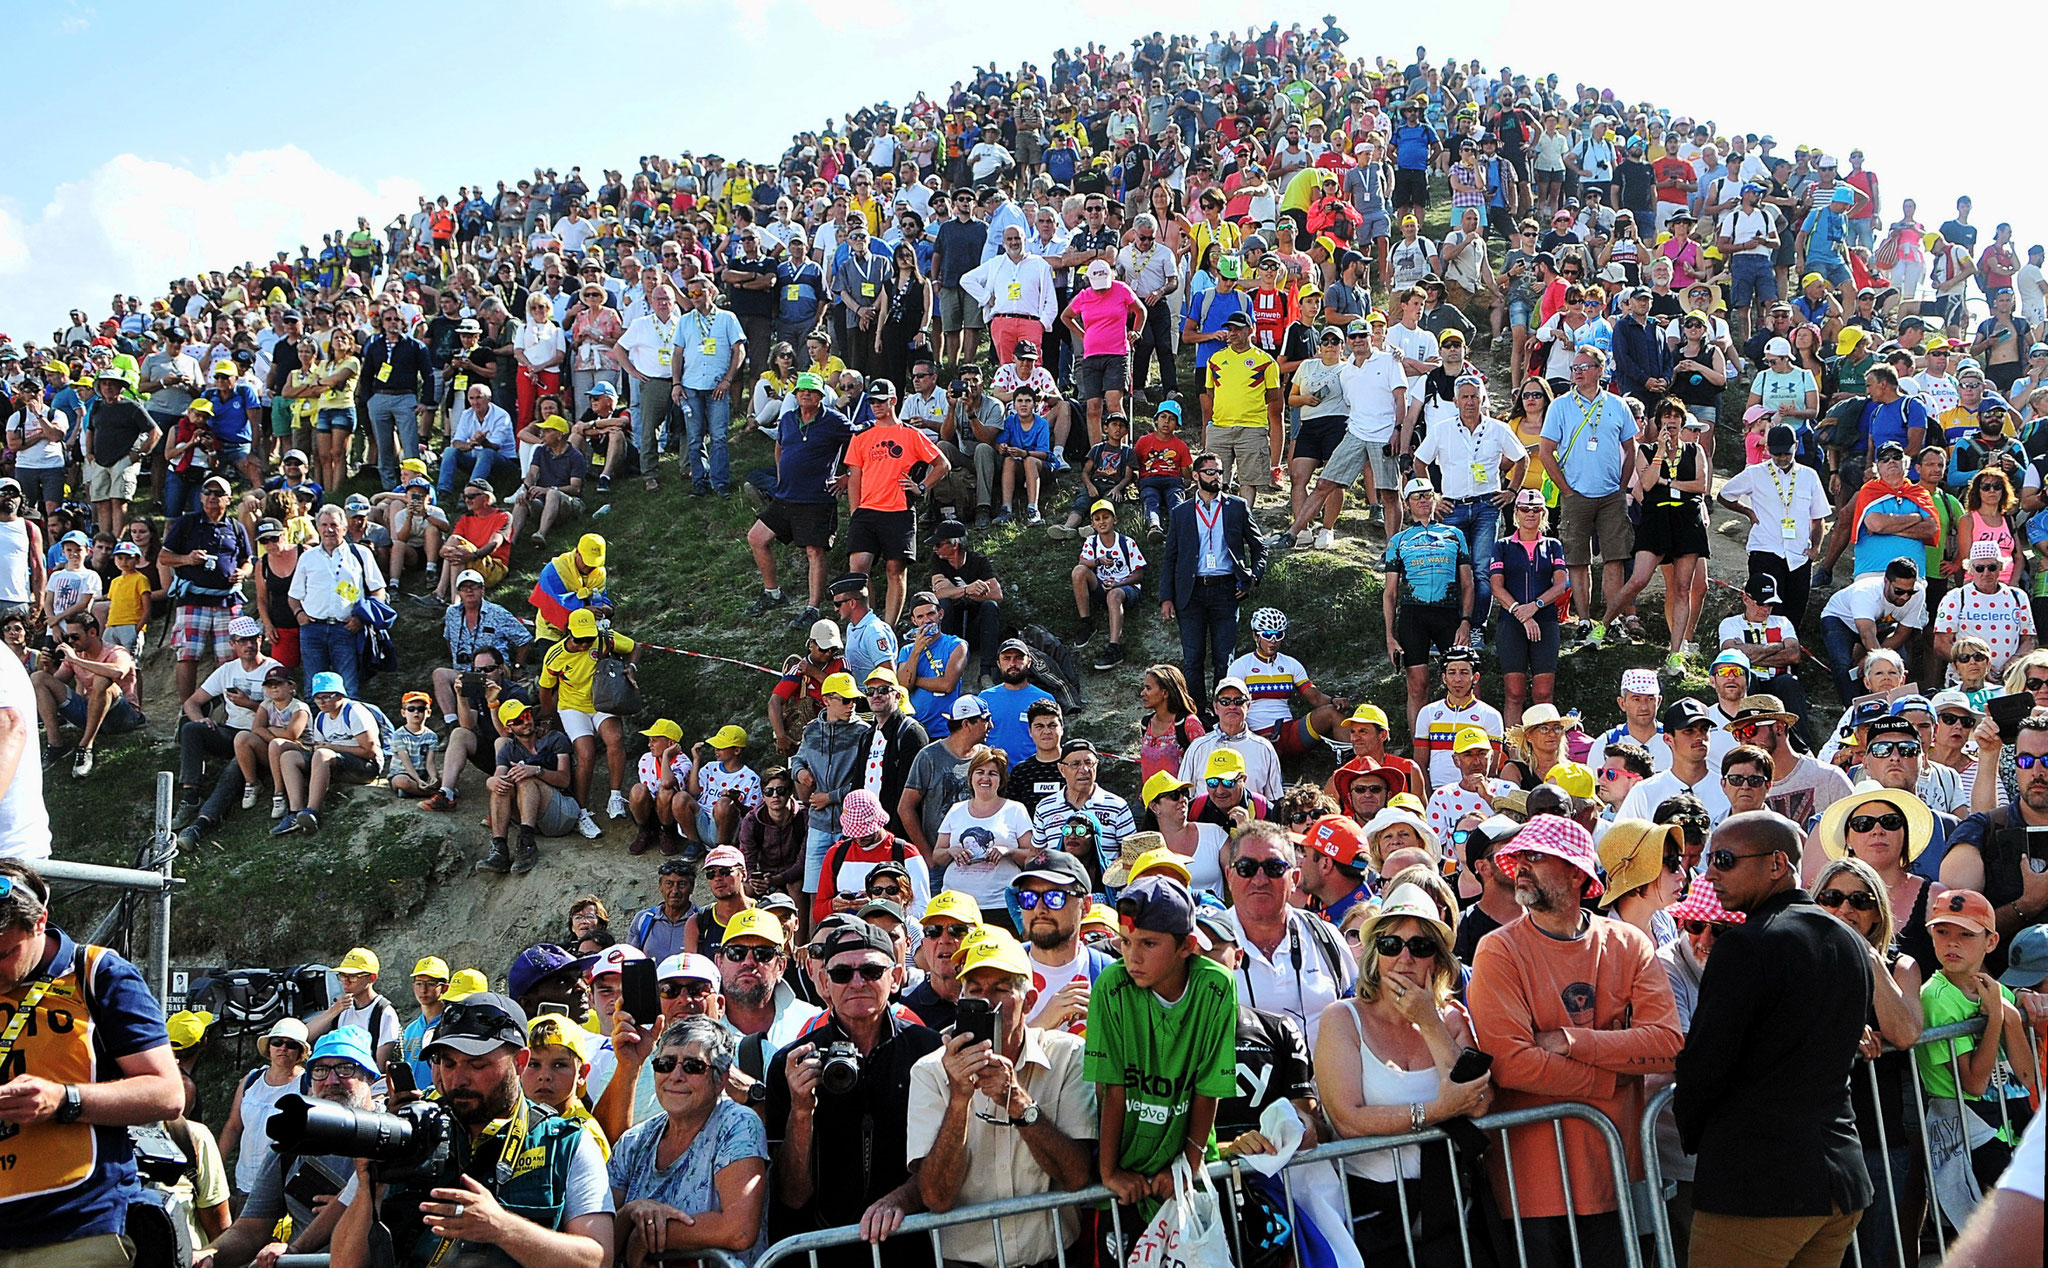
[308,1025,378,1077]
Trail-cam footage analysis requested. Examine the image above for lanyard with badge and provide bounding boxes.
[694,310,719,358]
[1563,392,1603,455]
[1461,420,1494,493]
[653,315,676,370]
[1196,497,1224,573]
[1766,461,1802,543]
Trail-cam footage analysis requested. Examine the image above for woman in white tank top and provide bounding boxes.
[217,1021,309,1194]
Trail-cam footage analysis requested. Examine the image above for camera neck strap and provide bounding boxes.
[0,943,63,1068]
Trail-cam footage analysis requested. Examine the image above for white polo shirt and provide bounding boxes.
[1226,906,1356,1046]
[1414,415,1530,499]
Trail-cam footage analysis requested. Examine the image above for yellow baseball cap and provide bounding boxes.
[497,698,532,726]
[1080,902,1119,936]
[641,718,683,743]
[956,929,1032,979]
[1800,271,1826,289]
[1142,770,1195,805]
[1342,703,1391,731]
[567,608,601,639]
[1128,845,1193,886]
[400,457,430,475]
[1089,499,1117,517]
[539,414,571,434]
[862,666,909,702]
[1545,761,1596,801]
[442,968,489,1001]
[576,533,606,567]
[819,671,862,699]
[411,956,451,981]
[1837,327,1870,355]
[724,907,787,947]
[527,1013,594,1060]
[923,890,983,926]
[167,1010,215,1051]
[1389,792,1426,814]
[335,947,380,975]
[706,724,749,750]
[1452,726,1492,754]
[1204,747,1248,780]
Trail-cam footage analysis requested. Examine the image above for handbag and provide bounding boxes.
[1871,226,1901,272]
[1127,1156,1231,1268]
[589,631,642,716]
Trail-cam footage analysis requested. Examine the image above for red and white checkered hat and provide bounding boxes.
[840,789,886,838]
[1496,814,1603,899]
[1666,880,1745,926]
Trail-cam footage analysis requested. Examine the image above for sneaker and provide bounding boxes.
[974,506,992,528]
[1048,453,1070,473]
[418,789,456,812]
[270,811,299,837]
[296,811,319,835]
[71,748,94,779]
[786,604,820,631]
[1024,503,1042,526]
[1094,642,1124,672]
[241,783,260,811]
[1047,523,1078,540]
[1072,616,1096,648]
[692,480,713,497]
[991,507,1013,525]
[1680,640,1699,658]
[176,824,205,851]
[577,809,603,840]
[746,590,790,616]
[1145,514,1162,540]
[171,798,201,831]
[1264,530,1296,550]
[607,789,629,820]
[408,592,444,610]
[1812,565,1833,589]
[272,794,289,820]
[1588,622,1608,647]
[596,475,612,495]
[529,533,548,550]
[1314,528,1336,550]
[659,825,688,856]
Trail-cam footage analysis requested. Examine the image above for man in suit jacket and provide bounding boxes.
[1676,809,1875,1268]
[1158,450,1264,713]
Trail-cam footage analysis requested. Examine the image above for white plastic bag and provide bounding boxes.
[1126,1155,1232,1268]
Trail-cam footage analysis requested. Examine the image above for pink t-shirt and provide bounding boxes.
[1070,281,1138,357]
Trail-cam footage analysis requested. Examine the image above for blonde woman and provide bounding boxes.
[1315,883,1492,1265]
[514,294,566,428]
[308,327,360,498]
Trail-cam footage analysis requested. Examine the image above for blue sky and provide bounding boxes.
[2,0,2035,336]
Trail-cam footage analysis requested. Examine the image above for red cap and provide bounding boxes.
[1303,815,1367,869]
[1925,889,1996,935]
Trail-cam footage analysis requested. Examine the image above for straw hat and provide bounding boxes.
[1596,819,1680,908]
[1813,782,1934,863]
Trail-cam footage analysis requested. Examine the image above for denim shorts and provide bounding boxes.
[317,407,357,433]
[1508,299,1535,329]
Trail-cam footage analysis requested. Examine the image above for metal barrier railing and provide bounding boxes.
[41,771,182,1000]
[1638,1014,2040,1268]
[755,1099,1644,1268]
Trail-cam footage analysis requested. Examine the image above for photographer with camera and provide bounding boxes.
[766,918,942,1268]
[1947,713,2048,979]
[907,928,1095,1268]
[327,992,614,1268]
[0,858,183,1263]
[209,1027,378,1268]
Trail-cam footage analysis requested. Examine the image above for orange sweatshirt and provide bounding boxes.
[1468,913,1683,1217]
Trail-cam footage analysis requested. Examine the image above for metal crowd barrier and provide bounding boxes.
[1638,1015,2041,1268]
[755,1100,1644,1268]
[42,771,182,1001]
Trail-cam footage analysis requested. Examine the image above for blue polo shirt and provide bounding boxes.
[1539,389,1634,497]
[1853,492,1932,578]
[202,384,263,447]
[978,681,1055,760]
[776,260,825,326]
[773,406,853,505]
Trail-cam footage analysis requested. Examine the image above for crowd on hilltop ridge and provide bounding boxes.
[0,17,2045,1268]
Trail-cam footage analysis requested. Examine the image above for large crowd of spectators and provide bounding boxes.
[1,15,2047,1268]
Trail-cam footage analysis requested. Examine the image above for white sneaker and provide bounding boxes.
[1314,528,1336,550]
[241,783,259,811]
[271,795,287,821]
[607,789,629,820]
[577,809,603,840]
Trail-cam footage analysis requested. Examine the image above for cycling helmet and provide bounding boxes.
[1250,607,1288,639]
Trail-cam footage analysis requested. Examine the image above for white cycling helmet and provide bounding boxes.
[1251,607,1288,639]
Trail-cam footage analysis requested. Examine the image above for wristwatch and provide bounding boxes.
[745,1080,769,1108]
[55,1083,84,1124]
[1014,1101,1041,1128]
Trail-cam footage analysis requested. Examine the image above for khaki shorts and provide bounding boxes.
[86,457,141,503]
[1556,488,1633,568]
[448,538,508,585]
[1321,432,1373,489]
[1205,424,1273,488]
[939,286,987,333]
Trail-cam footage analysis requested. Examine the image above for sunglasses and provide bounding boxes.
[2029,678,2048,692]
[704,866,740,879]
[1014,890,1073,911]
[649,1054,712,1076]
[721,944,778,963]
[1863,741,1920,759]
[764,785,792,797]
[825,963,890,984]
[1374,934,1439,959]
[1816,888,1880,912]
[1708,848,1775,871]
[1206,776,1243,790]
[1232,857,1291,879]
[267,1038,306,1051]
[659,980,715,998]
[1952,652,1989,665]
[922,923,972,940]
[1723,773,1769,788]
[1683,921,1736,939]
[1214,695,1249,707]
[2016,754,2048,769]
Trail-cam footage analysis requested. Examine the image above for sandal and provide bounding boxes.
[1621,616,1648,642]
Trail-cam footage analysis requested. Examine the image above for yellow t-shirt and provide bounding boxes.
[107,571,153,629]
[1205,347,1278,429]
[540,633,638,715]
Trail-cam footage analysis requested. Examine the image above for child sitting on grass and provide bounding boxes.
[390,690,442,797]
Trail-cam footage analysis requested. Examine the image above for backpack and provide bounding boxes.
[342,700,396,774]
[1017,623,1084,708]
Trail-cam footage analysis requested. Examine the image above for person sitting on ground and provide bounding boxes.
[430,479,513,606]
[688,724,763,846]
[538,606,640,837]
[477,695,578,876]
[509,415,589,549]
[267,670,382,839]
[388,690,441,798]
[1227,605,1352,763]
[31,610,147,779]
[530,531,611,645]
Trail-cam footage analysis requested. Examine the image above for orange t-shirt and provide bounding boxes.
[846,423,942,513]
[1467,913,1682,1218]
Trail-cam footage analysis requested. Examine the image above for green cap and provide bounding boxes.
[1216,254,1244,280]
[794,371,826,392]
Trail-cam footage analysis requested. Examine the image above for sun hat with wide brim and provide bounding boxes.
[1813,782,1934,863]
[1358,882,1454,953]
[1360,806,1440,858]
[1596,818,1680,908]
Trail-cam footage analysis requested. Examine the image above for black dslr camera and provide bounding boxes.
[268,1093,462,1187]
[818,1040,863,1095]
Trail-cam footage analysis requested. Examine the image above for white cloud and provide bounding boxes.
[0,147,421,340]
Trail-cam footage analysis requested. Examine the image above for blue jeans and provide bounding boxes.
[364,392,420,490]
[163,469,201,519]
[1139,476,1185,522]
[299,621,362,699]
[1440,497,1501,627]
[1176,579,1239,711]
[438,445,504,494]
[678,387,731,489]
[1820,614,1861,706]
[1845,218,1877,251]
[803,821,838,892]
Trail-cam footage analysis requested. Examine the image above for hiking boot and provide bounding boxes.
[786,604,820,631]
[746,590,790,616]
[629,818,660,856]
[475,836,513,874]
[1094,642,1124,672]
[511,827,539,874]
